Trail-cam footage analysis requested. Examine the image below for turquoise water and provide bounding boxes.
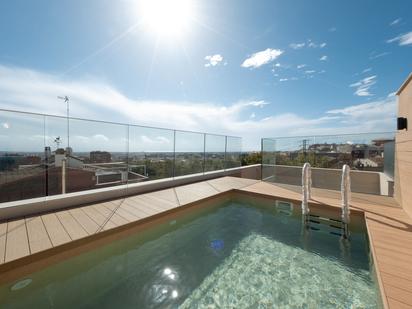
[0,199,381,308]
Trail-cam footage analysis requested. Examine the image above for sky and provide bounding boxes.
[0,0,411,151]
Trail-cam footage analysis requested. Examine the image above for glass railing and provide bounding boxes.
[0,109,241,203]
[261,132,396,196]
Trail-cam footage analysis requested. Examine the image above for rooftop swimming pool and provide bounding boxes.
[0,196,381,308]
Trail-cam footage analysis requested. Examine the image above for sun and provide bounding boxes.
[138,0,196,39]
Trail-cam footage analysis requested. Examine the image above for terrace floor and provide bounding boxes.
[1,176,412,308]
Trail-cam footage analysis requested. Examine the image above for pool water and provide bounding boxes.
[0,198,381,308]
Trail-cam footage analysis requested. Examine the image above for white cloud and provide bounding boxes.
[243,100,270,108]
[308,41,317,48]
[390,18,402,26]
[362,68,372,73]
[328,27,337,32]
[304,70,316,74]
[141,135,171,145]
[0,65,396,150]
[204,54,224,67]
[93,134,109,142]
[2,122,9,129]
[279,78,288,82]
[319,55,328,61]
[291,41,326,50]
[387,32,412,46]
[297,64,306,69]
[241,48,284,69]
[350,75,377,97]
[289,43,305,49]
[327,97,396,124]
[369,51,390,60]
[250,112,256,119]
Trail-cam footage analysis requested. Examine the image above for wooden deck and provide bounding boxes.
[1,176,412,308]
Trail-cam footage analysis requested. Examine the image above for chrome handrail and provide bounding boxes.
[341,164,351,239]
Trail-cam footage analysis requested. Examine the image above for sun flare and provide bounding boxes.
[138,0,196,39]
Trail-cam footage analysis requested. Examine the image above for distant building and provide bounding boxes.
[54,153,84,168]
[53,148,84,168]
[351,144,383,159]
[90,151,112,163]
[25,156,41,165]
[372,139,394,147]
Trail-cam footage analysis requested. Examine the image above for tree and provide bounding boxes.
[241,152,262,166]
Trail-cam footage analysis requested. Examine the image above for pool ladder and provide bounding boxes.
[301,163,351,240]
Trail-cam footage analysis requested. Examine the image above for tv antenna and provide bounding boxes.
[54,136,61,149]
[57,95,70,149]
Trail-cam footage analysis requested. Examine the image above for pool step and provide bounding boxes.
[307,214,343,237]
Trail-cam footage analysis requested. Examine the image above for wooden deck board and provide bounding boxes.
[207,177,259,192]
[5,219,30,262]
[119,200,153,219]
[387,298,412,309]
[41,213,71,246]
[384,285,412,307]
[131,194,177,212]
[144,188,180,206]
[25,216,52,254]
[55,211,88,240]
[90,202,126,230]
[0,222,7,264]
[381,272,412,294]
[80,204,108,227]
[100,201,134,228]
[69,208,100,235]
[174,181,219,205]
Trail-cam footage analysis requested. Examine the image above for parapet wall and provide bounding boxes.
[264,164,386,195]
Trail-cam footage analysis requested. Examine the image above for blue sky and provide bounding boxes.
[0,0,411,150]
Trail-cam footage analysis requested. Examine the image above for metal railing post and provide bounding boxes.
[301,162,311,216]
[224,136,227,170]
[62,158,67,194]
[260,138,263,180]
[173,130,176,178]
[126,125,130,185]
[341,164,351,239]
[203,133,206,174]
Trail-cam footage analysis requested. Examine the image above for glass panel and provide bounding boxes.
[45,115,69,197]
[384,141,395,179]
[204,134,225,172]
[225,136,241,168]
[174,131,204,176]
[0,111,46,203]
[128,126,174,181]
[271,136,316,186]
[262,133,395,196]
[0,109,244,204]
[59,118,128,194]
[261,138,276,181]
